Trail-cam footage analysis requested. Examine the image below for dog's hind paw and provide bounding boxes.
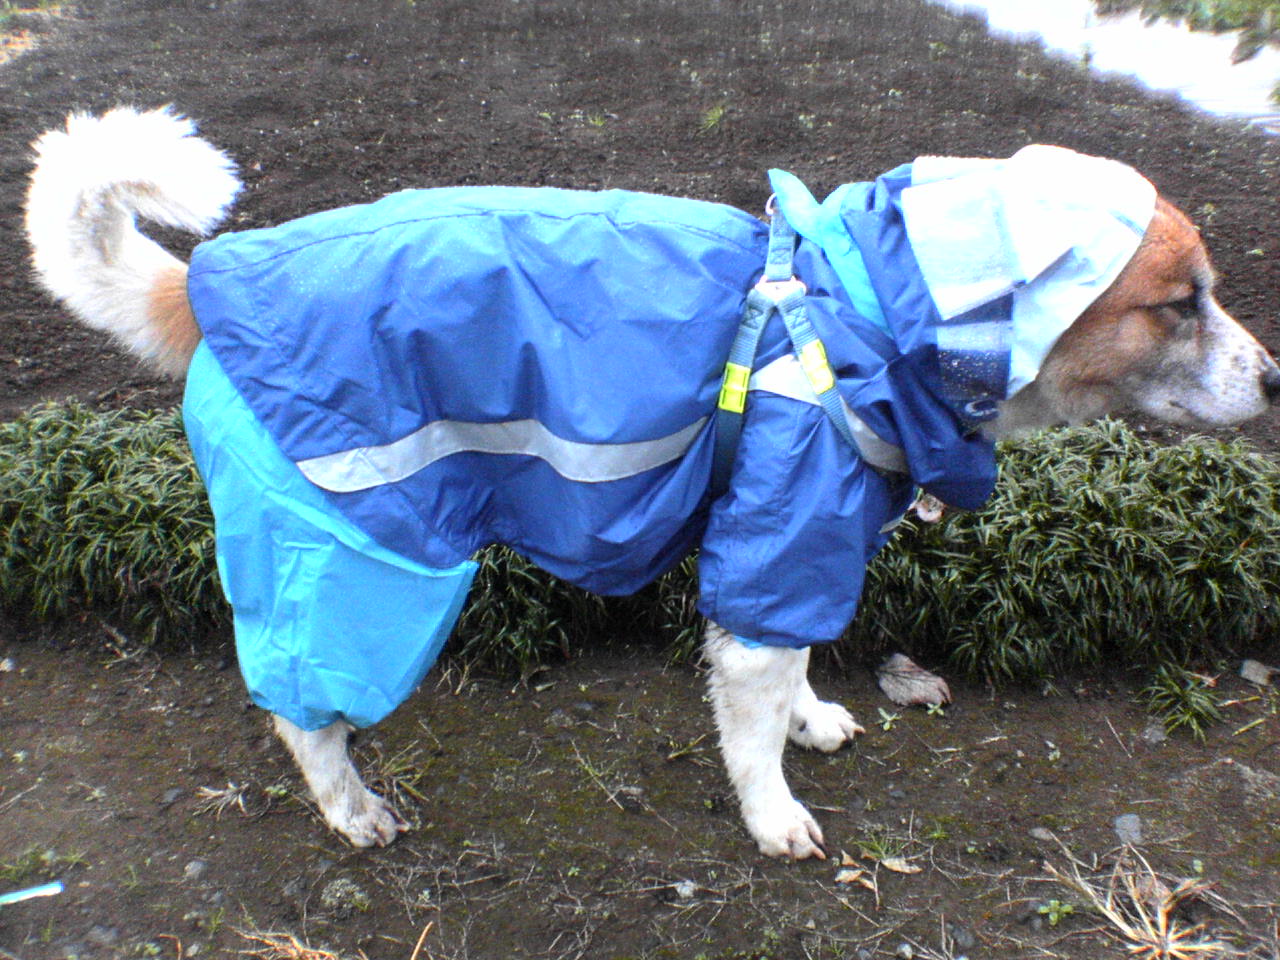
[328,791,409,848]
[746,799,827,860]
[789,699,864,753]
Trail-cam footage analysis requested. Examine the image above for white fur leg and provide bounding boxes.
[704,624,826,860]
[789,649,864,752]
[272,715,407,848]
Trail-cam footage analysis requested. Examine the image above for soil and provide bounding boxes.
[0,1,1279,959]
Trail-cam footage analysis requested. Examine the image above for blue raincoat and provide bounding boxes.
[184,166,997,730]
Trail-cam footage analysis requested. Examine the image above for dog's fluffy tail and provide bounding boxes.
[25,106,241,377]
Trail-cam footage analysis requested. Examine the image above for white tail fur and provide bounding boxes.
[24,106,241,376]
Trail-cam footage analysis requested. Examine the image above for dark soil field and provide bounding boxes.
[0,2,1279,959]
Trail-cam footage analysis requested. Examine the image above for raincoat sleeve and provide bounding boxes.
[696,394,914,648]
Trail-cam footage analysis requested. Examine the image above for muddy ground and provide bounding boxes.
[0,1,1279,958]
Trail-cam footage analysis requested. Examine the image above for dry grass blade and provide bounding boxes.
[409,921,435,960]
[1042,846,1229,959]
[194,782,250,819]
[235,929,346,960]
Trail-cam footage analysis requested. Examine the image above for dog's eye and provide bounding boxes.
[1159,295,1199,315]
[1155,295,1201,335]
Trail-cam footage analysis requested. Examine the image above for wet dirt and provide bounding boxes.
[0,1,1279,958]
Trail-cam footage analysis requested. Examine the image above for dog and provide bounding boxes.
[24,107,1279,860]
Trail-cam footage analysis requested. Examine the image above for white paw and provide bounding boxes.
[746,797,827,860]
[327,790,408,848]
[789,700,864,753]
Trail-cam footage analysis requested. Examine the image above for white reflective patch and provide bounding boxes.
[934,320,1008,354]
[296,416,709,493]
[749,354,908,475]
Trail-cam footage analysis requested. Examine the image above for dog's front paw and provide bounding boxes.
[745,799,827,860]
[789,699,864,753]
[326,790,409,848]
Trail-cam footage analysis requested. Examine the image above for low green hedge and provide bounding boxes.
[2,402,1277,681]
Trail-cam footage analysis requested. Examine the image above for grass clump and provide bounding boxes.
[0,402,224,642]
[1140,664,1225,740]
[853,420,1280,682]
[2,405,1278,687]
[452,546,606,677]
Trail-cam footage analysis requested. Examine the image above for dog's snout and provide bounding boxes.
[1263,359,1280,404]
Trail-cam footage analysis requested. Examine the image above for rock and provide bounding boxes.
[1240,659,1276,686]
[1140,722,1168,746]
[1114,813,1143,845]
[0,657,14,672]
[947,923,976,950]
[615,785,646,812]
[895,943,915,960]
[183,859,208,882]
[320,876,370,917]
[87,925,120,946]
[1029,827,1055,842]
[672,879,696,899]
[877,654,952,706]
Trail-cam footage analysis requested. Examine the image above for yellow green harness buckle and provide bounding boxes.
[718,361,751,414]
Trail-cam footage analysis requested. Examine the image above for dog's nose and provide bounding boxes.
[1263,361,1280,403]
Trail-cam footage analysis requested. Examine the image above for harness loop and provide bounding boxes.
[711,201,904,496]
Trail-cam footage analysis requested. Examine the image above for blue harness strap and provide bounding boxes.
[711,204,873,496]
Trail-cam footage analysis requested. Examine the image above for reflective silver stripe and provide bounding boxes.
[749,354,909,475]
[296,416,709,492]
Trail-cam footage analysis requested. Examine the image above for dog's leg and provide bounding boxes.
[788,648,865,752]
[271,714,407,848]
[704,624,826,860]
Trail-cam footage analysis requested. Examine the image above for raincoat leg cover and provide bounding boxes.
[184,341,478,731]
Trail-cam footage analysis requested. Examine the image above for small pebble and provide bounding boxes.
[1114,813,1143,845]
[1029,827,1054,842]
[947,923,976,950]
[183,859,208,882]
[0,657,14,672]
[87,926,120,946]
[1141,722,1169,746]
[672,879,696,899]
[895,943,914,960]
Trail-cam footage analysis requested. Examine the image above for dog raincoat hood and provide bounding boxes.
[184,151,1153,729]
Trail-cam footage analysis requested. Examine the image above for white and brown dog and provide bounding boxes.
[24,107,1278,860]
